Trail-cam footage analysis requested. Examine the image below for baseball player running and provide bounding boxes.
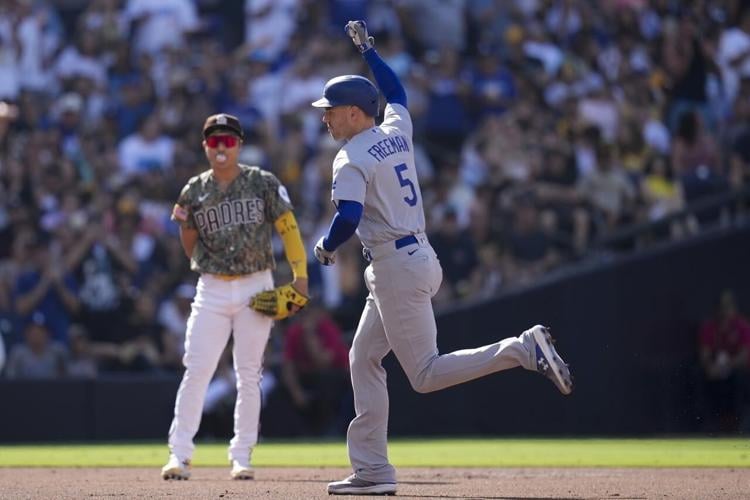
[162,113,309,480]
[312,22,574,496]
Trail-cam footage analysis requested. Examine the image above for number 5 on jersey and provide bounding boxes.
[394,163,417,207]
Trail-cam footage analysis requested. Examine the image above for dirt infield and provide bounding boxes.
[0,467,748,499]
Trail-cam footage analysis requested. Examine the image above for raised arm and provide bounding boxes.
[345,21,407,108]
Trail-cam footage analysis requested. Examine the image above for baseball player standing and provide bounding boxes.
[162,113,309,480]
[312,22,574,496]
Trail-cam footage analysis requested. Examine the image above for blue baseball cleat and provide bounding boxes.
[529,325,573,395]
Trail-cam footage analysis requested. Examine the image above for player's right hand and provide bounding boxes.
[314,236,337,266]
[345,20,374,53]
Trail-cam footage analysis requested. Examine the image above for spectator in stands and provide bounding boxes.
[726,77,750,196]
[500,195,560,286]
[698,289,750,432]
[672,109,721,178]
[662,9,716,132]
[535,146,590,255]
[430,207,480,300]
[671,109,728,224]
[69,211,138,344]
[114,291,161,373]
[472,242,503,300]
[577,144,638,233]
[12,231,79,345]
[418,47,471,162]
[66,323,98,379]
[107,63,153,140]
[395,0,466,55]
[5,312,68,379]
[640,154,686,233]
[123,0,200,56]
[54,30,107,90]
[466,45,517,121]
[157,282,194,371]
[0,4,21,102]
[117,115,174,179]
[717,7,750,108]
[78,0,126,50]
[281,303,350,436]
[242,0,298,65]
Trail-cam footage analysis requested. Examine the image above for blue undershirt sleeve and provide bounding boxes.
[322,200,363,251]
[363,48,407,108]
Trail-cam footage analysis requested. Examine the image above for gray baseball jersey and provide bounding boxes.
[333,102,543,485]
[330,103,425,248]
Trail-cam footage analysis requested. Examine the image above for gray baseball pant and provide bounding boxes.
[347,236,535,483]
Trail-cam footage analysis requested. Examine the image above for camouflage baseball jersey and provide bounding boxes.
[172,164,293,275]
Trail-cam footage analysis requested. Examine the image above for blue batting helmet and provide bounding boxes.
[311,75,379,117]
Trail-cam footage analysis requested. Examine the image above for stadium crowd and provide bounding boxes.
[0,0,749,421]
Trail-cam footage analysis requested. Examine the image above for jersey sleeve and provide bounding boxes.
[262,170,294,222]
[171,179,197,229]
[332,155,368,204]
[382,103,413,137]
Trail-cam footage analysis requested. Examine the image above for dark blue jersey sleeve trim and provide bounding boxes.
[322,200,363,251]
[363,48,407,108]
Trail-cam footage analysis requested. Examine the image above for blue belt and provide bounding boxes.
[363,235,419,262]
[394,234,418,249]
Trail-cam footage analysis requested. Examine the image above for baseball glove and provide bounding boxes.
[250,283,309,321]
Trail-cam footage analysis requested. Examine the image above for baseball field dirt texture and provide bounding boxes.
[0,439,748,499]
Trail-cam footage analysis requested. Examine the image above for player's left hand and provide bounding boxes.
[314,236,337,266]
[345,20,374,53]
[249,283,309,321]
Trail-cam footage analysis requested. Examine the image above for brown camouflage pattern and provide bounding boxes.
[172,164,293,275]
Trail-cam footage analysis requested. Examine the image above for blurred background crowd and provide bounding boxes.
[1,0,749,434]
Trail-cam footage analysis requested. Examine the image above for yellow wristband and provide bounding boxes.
[274,211,308,279]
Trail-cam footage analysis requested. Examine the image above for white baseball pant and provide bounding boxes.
[167,270,274,465]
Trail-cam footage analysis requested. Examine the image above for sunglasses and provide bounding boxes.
[205,134,239,148]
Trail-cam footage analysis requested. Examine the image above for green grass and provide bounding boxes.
[0,438,748,468]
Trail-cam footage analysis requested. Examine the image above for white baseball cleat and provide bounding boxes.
[327,474,397,495]
[529,325,573,395]
[230,460,255,480]
[161,454,191,480]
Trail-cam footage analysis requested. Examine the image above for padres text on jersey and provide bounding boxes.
[173,164,293,275]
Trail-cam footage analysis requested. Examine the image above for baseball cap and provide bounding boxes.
[203,113,244,139]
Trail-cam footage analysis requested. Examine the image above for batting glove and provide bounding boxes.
[314,236,337,266]
[345,20,374,53]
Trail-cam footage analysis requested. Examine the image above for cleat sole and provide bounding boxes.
[533,326,573,395]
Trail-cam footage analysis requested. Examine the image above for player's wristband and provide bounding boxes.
[274,211,308,279]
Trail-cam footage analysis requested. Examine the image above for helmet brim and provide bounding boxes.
[311,97,333,108]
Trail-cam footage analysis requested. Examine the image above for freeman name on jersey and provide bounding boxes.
[194,197,265,235]
[367,135,410,161]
